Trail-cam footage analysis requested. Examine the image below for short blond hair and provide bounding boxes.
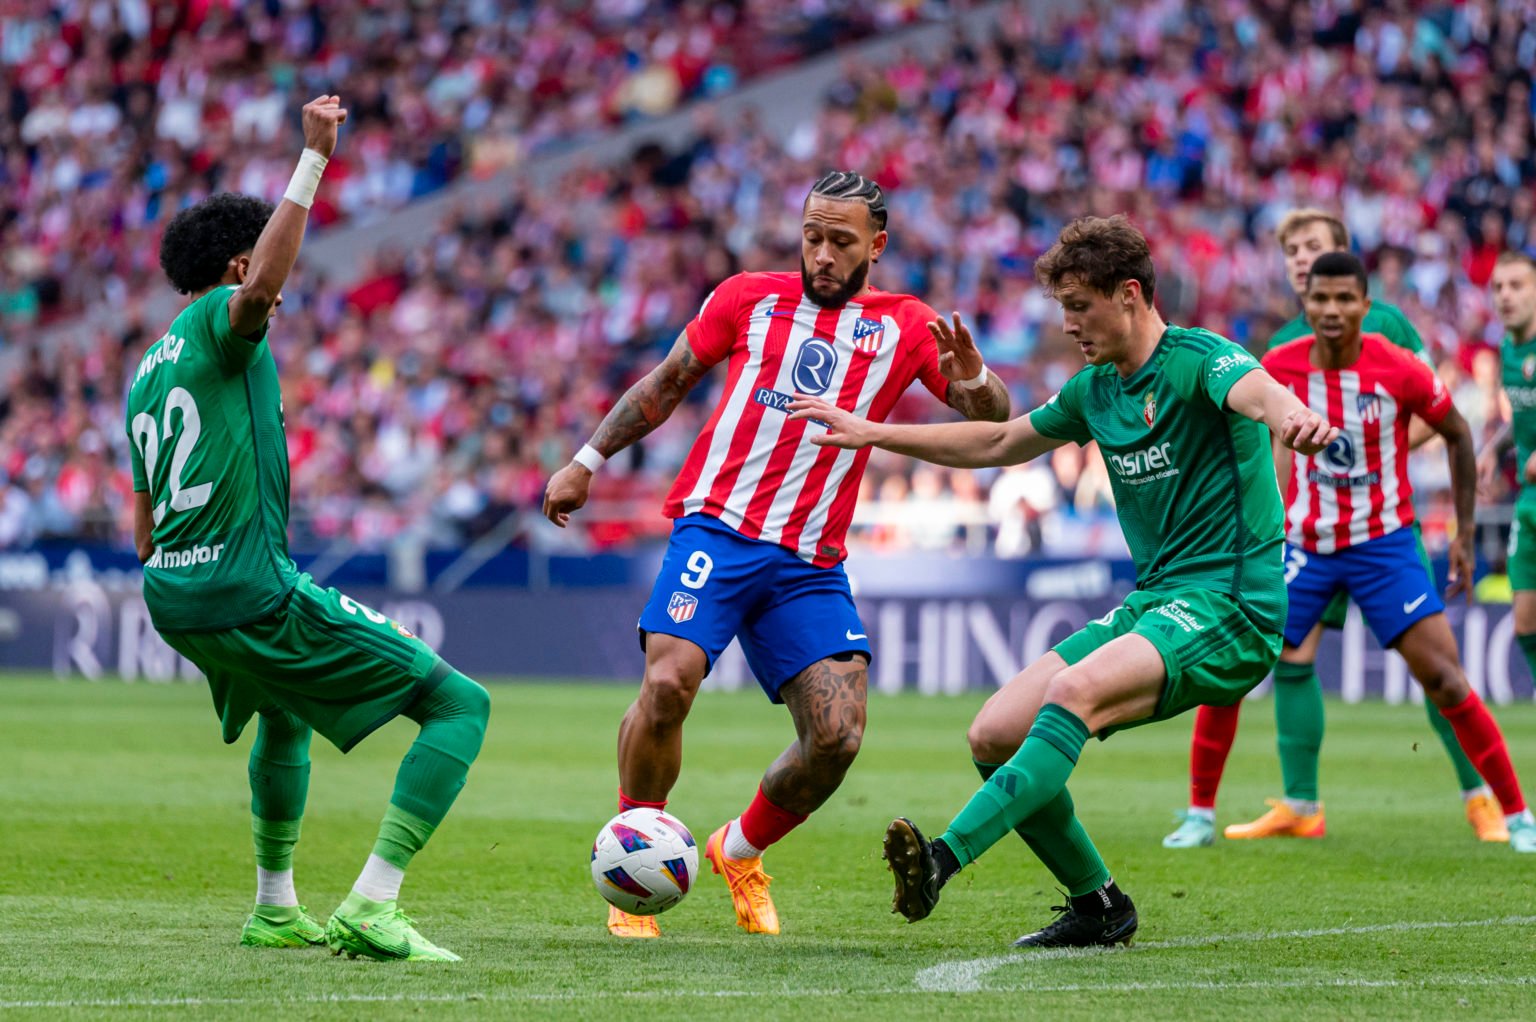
[1276,209,1349,250]
[1495,250,1536,273]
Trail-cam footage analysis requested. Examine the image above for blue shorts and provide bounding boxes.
[638,515,871,702]
[1282,529,1444,649]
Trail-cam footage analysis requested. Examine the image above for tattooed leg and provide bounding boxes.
[763,655,870,814]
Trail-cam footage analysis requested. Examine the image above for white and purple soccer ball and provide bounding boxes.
[590,808,699,916]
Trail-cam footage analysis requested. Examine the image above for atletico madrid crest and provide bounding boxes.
[667,592,698,624]
[1357,393,1381,424]
[852,317,885,355]
[1143,392,1157,428]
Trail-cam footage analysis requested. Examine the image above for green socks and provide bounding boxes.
[939,704,1089,867]
[1273,661,1324,802]
[248,712,312,871]
[973,760,1109,897]
[391,671,491,828]
[372,804,437,870]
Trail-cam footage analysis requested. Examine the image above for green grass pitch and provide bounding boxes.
[2,675,1534,1020]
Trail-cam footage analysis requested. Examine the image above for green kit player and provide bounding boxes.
[1164,208,1497,851]
[126,96,489,962]
[791,215,1337,946]
[1480,252,1536,694]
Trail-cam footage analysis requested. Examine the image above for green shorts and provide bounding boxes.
[162,574,451,752]
[1054,588,1281,735]
[1509,503,1536,592]
[1314,523,1434,630]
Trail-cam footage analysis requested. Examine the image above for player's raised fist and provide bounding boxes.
[1280,409,1337,456]
[301,95,348,158]
[789,394,875,450]
[543,462,593,528]
[928,312,984,383]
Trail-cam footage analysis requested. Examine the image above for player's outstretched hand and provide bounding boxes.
[789,395,877,450]
[1280,409,1338,456]
[542,462,592,528]
[1523,451,1536,486]
[1446,535,1475,603]
[929,312,985,383]
[301,95,348,158]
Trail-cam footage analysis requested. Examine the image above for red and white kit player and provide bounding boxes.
[543,170,1012,937]
[1172,251,1535,852]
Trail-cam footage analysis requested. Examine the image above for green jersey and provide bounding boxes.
[1501,332,1536,509]
[125,286,300,632]
[1267,301,1425,356]
[1031,326,1286,630]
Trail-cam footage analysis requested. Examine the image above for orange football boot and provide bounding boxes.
[705,825,780,934]
[1223,799,1326,839]
[606,904,660,938]
[1465,793,1511,843]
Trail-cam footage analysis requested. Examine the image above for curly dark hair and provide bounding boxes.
[158,193,274,294]
[1034,214,1157,306]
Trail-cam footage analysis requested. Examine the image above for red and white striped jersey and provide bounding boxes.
[1263,333,1453,554]
[663,271,951,567]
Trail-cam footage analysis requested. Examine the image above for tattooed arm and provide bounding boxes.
[543,332,712,526]
[946,372,1010,422]
[930,312,1010,423]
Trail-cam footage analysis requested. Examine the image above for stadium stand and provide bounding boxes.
[1,0,1533,560]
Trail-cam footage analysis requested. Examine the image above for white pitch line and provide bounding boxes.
[913,914,1536,993]
[7,976,1536,1011]
[5,916,1534,1011]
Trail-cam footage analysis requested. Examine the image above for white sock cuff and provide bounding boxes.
[352,853,406,903]
[721,818,763,860]
[256,867,297,907]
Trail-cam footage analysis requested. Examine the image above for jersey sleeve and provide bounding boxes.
[683,274,746,367]
[1197,340,1263,410]
[906,301,950,403]
[198,286,266,375]
[1401,356,1453,427]
[1028,371,1093,445]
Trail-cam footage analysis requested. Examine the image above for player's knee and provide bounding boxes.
[257,709,309,743]
[458,677,491,734]
[1414,658,1469,706]
[967,714,1023,764]
[639,662,700,725]
[806,718,863,773]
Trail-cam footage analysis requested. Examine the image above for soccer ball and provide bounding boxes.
[590,808,699,916]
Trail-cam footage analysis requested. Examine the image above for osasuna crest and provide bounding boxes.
[1143,392,1157,428]
[1357,392,1381,424]
[1524,354,1536,380]
[852,317,885,355]
[667,592,698,624]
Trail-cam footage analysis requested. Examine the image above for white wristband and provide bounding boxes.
[956,364,990,390]
[573,444,606,473]
[283,149,328,209]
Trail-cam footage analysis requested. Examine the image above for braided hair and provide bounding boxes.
[808,170,888,233]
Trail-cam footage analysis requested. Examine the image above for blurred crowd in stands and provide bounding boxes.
[2,0,1534,560]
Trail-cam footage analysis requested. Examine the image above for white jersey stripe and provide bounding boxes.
[1375,382,1402,538]
[1338,370,1370,551]
[716,295,821,529]
[1284,375,1325,546]
[757,302,865,546]
[681,293,780,516]
[795,314,903,558]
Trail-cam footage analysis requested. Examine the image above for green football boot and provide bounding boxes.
[239,905,327,948]
[1161,811,1216,849]
[326,897,461,962]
